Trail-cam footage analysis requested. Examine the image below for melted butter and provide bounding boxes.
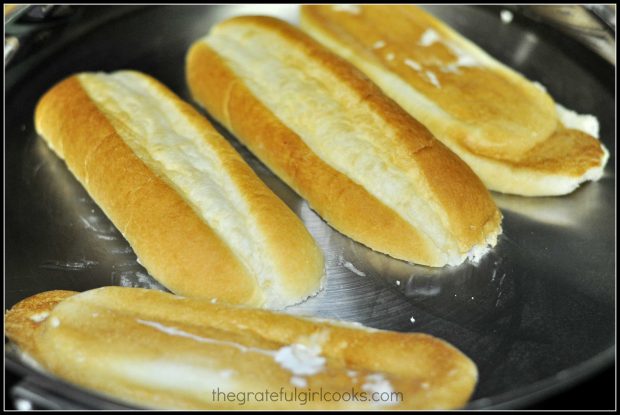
[136,319,276,356]
[136,319,328,377]
[362,373,398,406]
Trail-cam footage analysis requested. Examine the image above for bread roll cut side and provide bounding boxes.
[187,16,502,267]
[188,41,440,265]
[35,72,324,308]
[300,5,608,196]
[6,287,478,409]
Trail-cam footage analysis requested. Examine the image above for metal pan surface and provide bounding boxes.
[4,5,615,409]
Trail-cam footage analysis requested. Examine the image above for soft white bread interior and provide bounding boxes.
[300,5,609,196]
[187,16,502,267]
[34,71,324,308]
[5,287,478,409]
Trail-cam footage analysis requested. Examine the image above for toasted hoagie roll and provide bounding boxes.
[300,5,609,196]
[5,287,478,409]
[186,16,502,267]
[34,71,324,308]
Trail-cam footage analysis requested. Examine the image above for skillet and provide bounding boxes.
[4,5,616,409]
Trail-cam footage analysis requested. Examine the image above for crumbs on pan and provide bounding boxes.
[500,10,514,24]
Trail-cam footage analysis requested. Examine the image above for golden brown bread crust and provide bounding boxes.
[503,127,606,174]
[114,72,325,306]
[187,41,436,263]
[35,76,259,305]
[5,290,77,357]
[5,287,478,409]
[34,73,323,307]
[300,5,608,196]
[187,16,502,266]
[301,5,556,159]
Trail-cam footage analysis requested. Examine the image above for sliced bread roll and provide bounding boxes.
[34,71,324,308]
[300,5,609,196]
[5,287,478,409]
[187,16,502,267]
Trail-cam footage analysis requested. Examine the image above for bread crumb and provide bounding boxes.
[290,376,307,388]
[332,5,361,15]
[426,70,441,88]
[275,343,326,376]
[500,10,514,24]
[404,58,422,71]
[373,40,386,49]
[362,374,398,406]
[419,28,440,47]
[340,258,366,277]
[29,311,49,323]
